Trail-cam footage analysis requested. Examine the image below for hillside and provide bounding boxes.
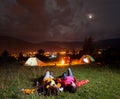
[0,36,83,53]
[0,36,35,53]
[95,38,120,48]
[0,36,120,53]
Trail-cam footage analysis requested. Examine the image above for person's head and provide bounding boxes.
[64,83,77,93]
[69,82,77,93]
[70,86,77,93]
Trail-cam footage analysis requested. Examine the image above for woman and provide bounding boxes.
[57,68,89,93]
[37,71,61,96]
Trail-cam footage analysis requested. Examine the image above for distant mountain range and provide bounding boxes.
[0,36,120,53]
[95,38,120,49]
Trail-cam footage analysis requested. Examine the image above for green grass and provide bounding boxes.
[0,64,120,99]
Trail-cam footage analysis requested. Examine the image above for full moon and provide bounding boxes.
[88,14,94,19]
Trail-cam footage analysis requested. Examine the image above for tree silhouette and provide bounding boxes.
[65,49,69,56]
[18,52,25,62]
[38,49,45,55]
[36,49,48,62]
[1,50,10,57]
[0,50,16,64]
[82,36,95,55]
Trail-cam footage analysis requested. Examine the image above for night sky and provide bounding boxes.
[0,0,120,43]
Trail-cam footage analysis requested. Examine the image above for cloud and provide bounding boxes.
[0,0,119,42]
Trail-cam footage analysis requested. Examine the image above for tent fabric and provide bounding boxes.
[79,55,95,64]
[24,57,46,66]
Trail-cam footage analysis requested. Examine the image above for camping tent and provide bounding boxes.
[79,55,95,64]
[24,57,46,66]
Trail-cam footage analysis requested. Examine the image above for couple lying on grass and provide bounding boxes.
[22,68,89,96]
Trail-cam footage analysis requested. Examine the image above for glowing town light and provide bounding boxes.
[98,51,102,55]
[83,58,89,63]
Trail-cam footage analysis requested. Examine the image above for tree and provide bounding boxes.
[1,50,10,57]
[18,52,24,62]
[65,49,69,56]
[82,36,95,55]
[36,49,48,62]
[0,50,16,64]
[38,49,45,55]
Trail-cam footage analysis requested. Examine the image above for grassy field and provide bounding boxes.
[0,63,120,99]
